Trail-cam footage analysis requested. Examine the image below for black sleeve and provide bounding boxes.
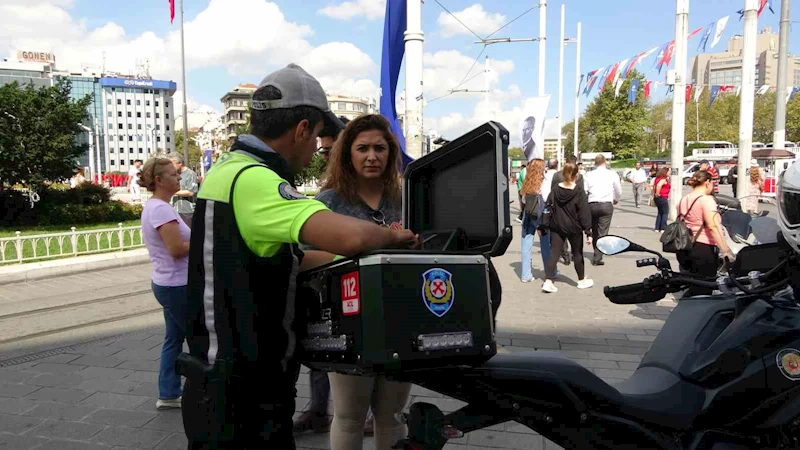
[577,190,592,233]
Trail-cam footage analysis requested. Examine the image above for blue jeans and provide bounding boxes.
[521,212,551,281]
[654,197,669,231]
[151,282,187,400]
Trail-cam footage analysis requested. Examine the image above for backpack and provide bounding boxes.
[660,196,704,253]
[523,193,540,219]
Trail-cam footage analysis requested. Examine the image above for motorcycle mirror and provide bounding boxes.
[596,236,634,255]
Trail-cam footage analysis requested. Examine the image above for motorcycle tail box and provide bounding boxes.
[297,121,511,375]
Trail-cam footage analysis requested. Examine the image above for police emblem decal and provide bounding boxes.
[422,268,455,318]
[278,182,307,201]
[777,348,800,381]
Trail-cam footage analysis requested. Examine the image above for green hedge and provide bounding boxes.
[1,183,142,227]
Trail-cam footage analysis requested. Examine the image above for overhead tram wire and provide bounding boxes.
[427,2,539,104]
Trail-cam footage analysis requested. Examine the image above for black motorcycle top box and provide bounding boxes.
[297,121,511,375]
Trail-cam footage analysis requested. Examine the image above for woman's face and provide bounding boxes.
[351,129,390,182]
[157,164,182,195]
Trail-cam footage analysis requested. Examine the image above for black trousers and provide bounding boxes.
[589,202,614,262]
[184,366,299,449]
[546,231,585,280]
[308,369,330,415]
[677,242,718,298]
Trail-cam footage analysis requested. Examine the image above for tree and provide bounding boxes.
[561,120,596,156]
[174,130,203,171]
[508,147,524,159]
[295,154,327,187]
[581,70,651,159]
[0,78,91,189]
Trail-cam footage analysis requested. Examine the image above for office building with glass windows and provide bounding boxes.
[57,75,107,171]
[100,77,177,173]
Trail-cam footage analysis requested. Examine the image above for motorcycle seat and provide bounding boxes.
[482,352,705,430]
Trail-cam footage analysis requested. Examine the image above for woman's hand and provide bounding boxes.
[585,234,593,245]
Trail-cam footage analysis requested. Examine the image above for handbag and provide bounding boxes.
[539,198,553,232]
[660,196,704,253]
[523,193,540,219]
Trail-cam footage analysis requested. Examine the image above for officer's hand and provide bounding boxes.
[391,229,419,249]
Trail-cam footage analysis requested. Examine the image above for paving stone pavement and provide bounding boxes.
[0,184,689,449]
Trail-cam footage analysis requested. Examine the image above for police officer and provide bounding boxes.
[179,63,417,449]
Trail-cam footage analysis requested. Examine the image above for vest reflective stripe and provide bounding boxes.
[202,200,219,366]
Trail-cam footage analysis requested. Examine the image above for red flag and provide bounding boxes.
[644,81,652,99]
[688,27,703,39]
[169,0,175,23]
[605,61,621,86]
[686,84,693,103]
[658,41,675,69]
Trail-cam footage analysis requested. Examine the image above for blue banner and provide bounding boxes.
[203,150,214,173]
[379,0,413,167]
[708,85,722,109]
[628,80,640,104]
[99,77,177,92]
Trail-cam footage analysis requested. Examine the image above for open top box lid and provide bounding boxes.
[402,121,512,257]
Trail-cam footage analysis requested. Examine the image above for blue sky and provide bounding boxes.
[2,0,796,140]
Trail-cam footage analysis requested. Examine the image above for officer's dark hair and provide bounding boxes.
[319,116,350,139]
[249,85,325,140]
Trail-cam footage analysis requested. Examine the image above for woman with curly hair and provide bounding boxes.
[519,159,550,282]
[313,114,411,450]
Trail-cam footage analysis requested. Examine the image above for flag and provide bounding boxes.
[614,78,624,97]
[379,0,412,167]
[584,68,601,96]
[655,41,675,73]
[628,80,640,104]
[694,85,705,102]
[709,85,721,108]
[686,84,693,103]
[756,85,771,96]
[613,58,629,85]
[168,0,175,23]
[520,96,551,162]
[651,43,668,71]
[626,47,657,77]
[758,0,775,16]
[697,23,713,52]
[644,81,652,99]
[789,86,800,103]
[688,27,704,39]
[577,74,585,97]
[711,16,729,49]
[605,61,622,86]
[597,65,612,91]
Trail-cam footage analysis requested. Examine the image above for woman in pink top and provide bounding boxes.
[676,170,733,297]
[652,167,671,232]
[140,158,191,410]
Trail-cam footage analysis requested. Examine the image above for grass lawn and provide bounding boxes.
[0,220,143,264]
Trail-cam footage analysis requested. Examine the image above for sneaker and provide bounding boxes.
[521,278,533,283]
[293,410,332,434]
[542,280,558,293]
[577,279,594,289]
[515,217,523,223]
[156,397,182,410]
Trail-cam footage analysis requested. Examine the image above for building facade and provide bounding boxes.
[63,75,106,171]
[220,84,257,139]
[690,27,800,88]
[327,95,377,121]
[100,77,177,173]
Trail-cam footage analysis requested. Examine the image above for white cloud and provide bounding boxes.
[0,0,380,108]
[423,50,514,100]
[437,4,506,38]
[319,0,386,20]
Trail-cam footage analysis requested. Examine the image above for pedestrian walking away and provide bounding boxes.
[167,153,198,228]
[584,154,621,266]
[630,162,649,208]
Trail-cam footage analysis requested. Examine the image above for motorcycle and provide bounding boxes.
[391,232,800,450]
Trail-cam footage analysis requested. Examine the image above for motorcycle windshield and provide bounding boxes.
[722,210,752,241]
[750,217,781,244]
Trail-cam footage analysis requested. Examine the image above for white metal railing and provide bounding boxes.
[0,224,144,265]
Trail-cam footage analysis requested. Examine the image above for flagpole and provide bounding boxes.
[179,0,190,165]
[404,0,424,159]
[573,22,581,159]
[556,4,565,166]
[538,0,546,96]
[737,0,758,202]
[773,0,790,149]
[668,0,689,222]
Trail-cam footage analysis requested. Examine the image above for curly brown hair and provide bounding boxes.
[520,159,545,196]
[321,114,402,205]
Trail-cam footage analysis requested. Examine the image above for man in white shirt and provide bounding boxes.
[630,162,649,208]
[584,155,622,266]
[127,159,142,203]
[541,158,559,203]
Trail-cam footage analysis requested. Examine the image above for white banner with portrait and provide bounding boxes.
[519,95,551,162]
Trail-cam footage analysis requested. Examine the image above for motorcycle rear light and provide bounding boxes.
[417,332,473,351]
[302,334,348,352]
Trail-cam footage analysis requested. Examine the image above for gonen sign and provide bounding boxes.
[17,51,55,64]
